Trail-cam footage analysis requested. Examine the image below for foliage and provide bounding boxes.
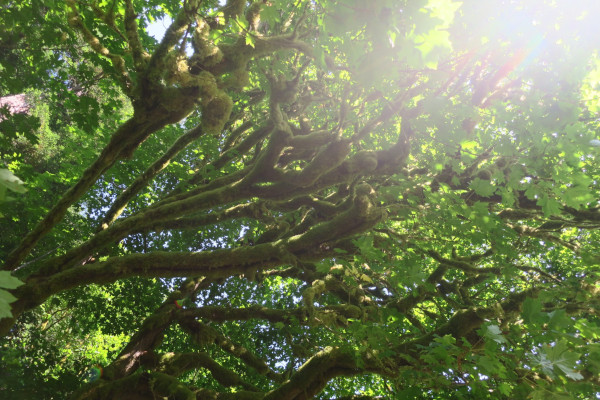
[0,168,26,211]
[1,0,600,399]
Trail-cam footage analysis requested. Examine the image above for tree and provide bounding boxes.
[2,0,600,398]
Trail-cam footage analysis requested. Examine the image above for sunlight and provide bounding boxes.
[455,0,600,75]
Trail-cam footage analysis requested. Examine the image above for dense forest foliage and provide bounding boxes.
[2,0,600,398]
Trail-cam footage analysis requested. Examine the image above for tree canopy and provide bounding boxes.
[2,0,600,398]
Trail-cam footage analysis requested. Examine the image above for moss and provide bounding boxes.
[293,140,351,186]
[196,70,219,98]
[150,372,195,400]
[313,310,338,327]
[223,68,250,90]
[163,51,189,86]
[244,266,258,281]
[289,130,332,149]
[245,1,262,30]
[158,352,177,365]
[141,311,172,330]
[201,92,233,134]
[355,182,375,197]
[224,0,246,21]
[191,19,223,67]
[476,169,492,180]
[346,150,378,174]
[193,323,217,346]
[496,157,508,168]
[270,76,299,104]
[210,366,241,387]
[303,279,326,308]
[328,264,344,274]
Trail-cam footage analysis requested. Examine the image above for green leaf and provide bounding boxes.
[477,354,507,377]
[498,382,512,396]
[470,178,495,197]
[0,294,15,319]
[353,236,374,255]
[544,340,583,380]
[235,15,248,32]
[522,298,547,326]
[245,33,256,48]
[260,4,280,25]
[315,261,331,274]
[0,276,20,319]
[0,289,17,304]
[574,319,600,340]
[564,185,594,208]
[539,195,562,217]
[0,271,24,289]
[530,389,572,400]
[548,309,571,331]
[0,169,27,194]
[484,324,507,344]
[421,96,447,116]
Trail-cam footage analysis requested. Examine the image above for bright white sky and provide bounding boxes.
[146,15,172,41]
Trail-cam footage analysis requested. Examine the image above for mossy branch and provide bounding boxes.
[146,0,200,76]
[9,244,296,328]
[90,1,127,41]
[98,125,205,230]
[131,201,273,234]
[286,139,352,187]
[390,265,448,314]
[242,104,293,184]
[186,122,273,188]
[102,278,210,380]
[179,318,284,382]
[263,347,358,400]
[1,118,144,271]
[157,352,260,391]
[66,0,133,95]
[180,304,362,326]
[124,0,147,71]
[400,288,539,352]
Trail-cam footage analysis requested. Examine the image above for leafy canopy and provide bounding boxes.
[2,0,600,399]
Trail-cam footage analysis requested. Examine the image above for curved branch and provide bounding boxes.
[155,352,260,391]
[178,318,285,383]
